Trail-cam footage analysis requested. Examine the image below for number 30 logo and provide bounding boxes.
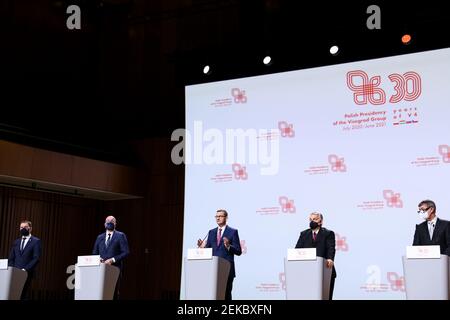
[346,70,421,105]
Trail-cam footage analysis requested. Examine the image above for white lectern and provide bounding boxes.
[284,248,332,300]
[184,248,230,300]
[402,245,449,300]
[0,259,28,300]
[74,255,120,300]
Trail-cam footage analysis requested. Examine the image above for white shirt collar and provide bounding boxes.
[22,234,31,239]
[428,216,437,225]
[218,225,227,233]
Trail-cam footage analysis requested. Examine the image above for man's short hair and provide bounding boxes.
[310,212,324,221]
[217,209,228,217]
[418,199,436,211]
[20,220,32,228]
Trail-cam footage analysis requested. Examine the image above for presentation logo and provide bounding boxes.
[383,190,403,208]
[346,70,421,105]
[278,121,295,138]
[328,154,347,172]
[278,196,296,213]
[438,144,450,163]
[232,163,248,180]
[387,272,405,292]
[231,88,247,103]
[335,233,349,251]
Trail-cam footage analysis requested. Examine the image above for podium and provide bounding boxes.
[74,256,120,300]
[402,246,449,300]
[0,264,28,300]
[284,249,332,300]
[184,249,230,300]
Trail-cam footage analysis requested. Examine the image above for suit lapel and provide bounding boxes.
[21,237,32,255]
[432,219,441,242]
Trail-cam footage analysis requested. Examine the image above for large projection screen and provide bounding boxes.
[180,47,450,299]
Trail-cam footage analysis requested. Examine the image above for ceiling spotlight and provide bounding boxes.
[329,45,339,56]
[263,56,272,65]
[401,34,412,45]
[203,65,211,75]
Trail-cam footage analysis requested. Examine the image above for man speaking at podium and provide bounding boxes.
[8,220,41,300]
[413,199,450,255]
[295,212,336,300]
[92,215,129,299]
[197,209,242,300]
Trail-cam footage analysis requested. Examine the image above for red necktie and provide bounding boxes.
[217,228,222,247]
[313,232,317,241]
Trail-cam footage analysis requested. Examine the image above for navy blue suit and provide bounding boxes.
[204,225,242,300]
[8,235,41,299]
[92,230,129,270]
[8,235,41,274]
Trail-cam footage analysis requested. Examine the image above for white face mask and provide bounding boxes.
[418,210,429,220]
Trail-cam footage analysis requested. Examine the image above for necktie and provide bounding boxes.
[21,237,26,252]
[106,234,111,248]
[312,232,317,241]
[217,228,222,247]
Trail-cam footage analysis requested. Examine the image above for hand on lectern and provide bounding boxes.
[197,239,205,248]
[103,258,114,265]
[326,259,334,268]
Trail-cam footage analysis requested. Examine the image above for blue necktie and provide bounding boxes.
[106,234,111,248]
[20,237,26,252]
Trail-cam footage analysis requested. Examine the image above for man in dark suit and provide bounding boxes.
[295,212,336,300]
[413,199,450,255]
[197,209,242,300]
[92,215,129,299]
[8,220,42,300]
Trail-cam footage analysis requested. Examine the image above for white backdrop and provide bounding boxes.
[180,48,450,299]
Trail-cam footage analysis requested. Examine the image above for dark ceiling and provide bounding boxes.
[1,0,448,164]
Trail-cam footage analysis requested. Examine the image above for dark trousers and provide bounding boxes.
[329,276,335,300]
[20,274,32,300]
[225,273,234,300]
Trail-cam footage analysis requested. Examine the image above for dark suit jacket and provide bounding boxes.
[92,230,130,270]
[8,235,41,275]
[205,226,242,278]
[295,227,337,278]
[413,218,450,255]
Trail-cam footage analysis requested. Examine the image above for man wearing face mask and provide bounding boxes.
[295,212,336,300]
[8,220,42,300]
[413,200,450,255]
[92,215,130,299]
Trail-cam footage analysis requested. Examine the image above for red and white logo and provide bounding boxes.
[279,196,296,213]
[383,190,403,208]
[438,145,450,163]
[232,163,248,180]
[231,88,247,103]
[387,272,405,292]
[240,240,247,255]
[278,121,295,138]
[346,70,386,105]
[336,233,349,251]
[328,154,347,172]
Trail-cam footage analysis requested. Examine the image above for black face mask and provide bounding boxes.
[309,221,320,230]
[20,228,30,237]
[105,222,115,231]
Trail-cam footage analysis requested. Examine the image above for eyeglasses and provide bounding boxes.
[417,207,430,213]
[215,215,226,218]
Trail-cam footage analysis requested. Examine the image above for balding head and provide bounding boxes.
[105,216,116,231]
